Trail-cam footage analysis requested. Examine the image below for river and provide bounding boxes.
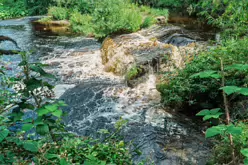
[0,16,213,165]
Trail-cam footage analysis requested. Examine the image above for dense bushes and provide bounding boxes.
[90,0,142,38]
[157,38,248,112]
[69,11,94,36]
[196,0,248,38]
[48,7,69,20]
[0,0,27,19]
[46,0,168,39]
[0,0,53,19]
[132,0,197,10]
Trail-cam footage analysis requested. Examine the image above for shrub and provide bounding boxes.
[157,38,248,112]
[24,0,54,15]
[209,122,248,164]
[141,16,157,28]
[132,0,196,9]
[69,11,94,36]
[48,6,69,20]
[0,0,27,20]
[149,8,169,17]
[92,0,142,38]
[55,0,95,14]
[197,0,248,38]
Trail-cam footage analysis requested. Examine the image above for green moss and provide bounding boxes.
[126,66,142,80]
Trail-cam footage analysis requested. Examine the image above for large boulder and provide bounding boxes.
[32,19,70,34]
[101,25,208,87]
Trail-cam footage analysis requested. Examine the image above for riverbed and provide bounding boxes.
[0,16,213,165]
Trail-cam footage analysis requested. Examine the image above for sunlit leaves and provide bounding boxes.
[220,86,241,95]
[205,125,226,138]
[196,108,223,121]
[205,124,243,138]
[241,148,248,165]
[37,102,66,118]
[190,70,221,79]
[226,64,248,71]
[220,86,248,96]
[226,125,242,135]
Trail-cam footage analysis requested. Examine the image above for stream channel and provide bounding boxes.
[0,16,216,165]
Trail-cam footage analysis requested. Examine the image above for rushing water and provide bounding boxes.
[0,17,212,164]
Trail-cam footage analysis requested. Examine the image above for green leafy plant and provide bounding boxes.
[48,6,69,20]
[0,0,27,20]
[141,16,157,28]
[197,0,248,38]
[0,51,136,164]
[126,66,143,81]
[194,60,248,164]
[157,38,248,111]
[69,10,94,36]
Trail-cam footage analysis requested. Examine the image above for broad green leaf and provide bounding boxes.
[52,110,62,118]
[37,108,50,116]
[36,124,49,135]
[190,70,221,79]
[239,88,248,96]
[226,64,248,71]
[22,124,34,132]
[45,104,58,111]
[205,125,226,138]
[45,153,59,159]
[34,117,44,125]
[209,108,221,114]
[241,148,248,157]
[0,129,9,143]
[197,108,222,121]
[220,86,241,95]
[227,125,242,135]
[84,160,101,165]
[244,158,248,165]
[60,158,69,165]
[203,112,223,121]
[196,109,210,116]
[23,141,39,152]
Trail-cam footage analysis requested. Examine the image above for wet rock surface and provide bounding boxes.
[101,25,210,87]
[0,17,211,164]
[60,80,210,165]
